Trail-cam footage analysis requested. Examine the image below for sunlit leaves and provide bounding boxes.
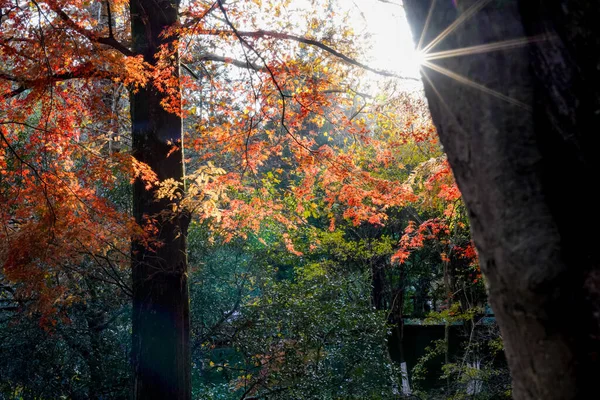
[0,0,471,322]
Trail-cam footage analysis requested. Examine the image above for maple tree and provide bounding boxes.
[256,79,499,397]
[1,0,426,398]
[2,0,510,397]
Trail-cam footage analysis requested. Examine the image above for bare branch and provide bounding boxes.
[0,85,27,100]
[181,63,200,79]
[377,0,402,6]
[105,0,114,39]
[200,53,265,71]
[46,0,133,57]
[182,53,267,81]
[199,29,419,80]
[1,62,107,99]
[322,87,374,99]
[216,0,316,154]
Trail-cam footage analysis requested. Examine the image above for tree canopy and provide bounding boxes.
[1,0,509,398]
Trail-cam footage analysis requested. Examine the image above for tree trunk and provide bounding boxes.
[403,1,600,398]
[371,261,385,310]
[130,0,191,399]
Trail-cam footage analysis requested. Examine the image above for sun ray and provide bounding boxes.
[416,0,437,52]
[424,34,555,61]
[420,0,493,55]
[422,60,532,110]
[421,68,469,137]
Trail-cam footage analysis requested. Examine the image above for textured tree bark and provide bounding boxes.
[403,1,600,398]
[130,0,191,399]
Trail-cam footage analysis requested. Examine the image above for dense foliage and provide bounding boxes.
[0,0,508,398]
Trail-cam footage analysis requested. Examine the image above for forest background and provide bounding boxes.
[0,0,508,398]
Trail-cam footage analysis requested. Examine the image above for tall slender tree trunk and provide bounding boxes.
[130,0,191,399]
[404,1,600,398]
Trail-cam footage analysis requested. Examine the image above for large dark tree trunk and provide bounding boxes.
[130,0,191,399]
[404,1,600,398]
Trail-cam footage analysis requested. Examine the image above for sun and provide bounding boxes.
[411,50,427,70]
[343,0,423,79]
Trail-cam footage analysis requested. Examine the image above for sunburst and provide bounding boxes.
[412,0,554,110]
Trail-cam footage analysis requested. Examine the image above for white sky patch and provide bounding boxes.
[184,0,424,94]
[346,0,421,78]
[282,0,422,81]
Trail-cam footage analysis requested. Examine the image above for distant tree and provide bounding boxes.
[0,275,131,399]
[1,0,412,398]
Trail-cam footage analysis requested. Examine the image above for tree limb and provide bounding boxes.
[1,62,107,99]
[198,29,419,80]
[216,0,316,154]
[45,0,133,57]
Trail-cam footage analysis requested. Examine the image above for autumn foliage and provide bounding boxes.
[1,0,476,323]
